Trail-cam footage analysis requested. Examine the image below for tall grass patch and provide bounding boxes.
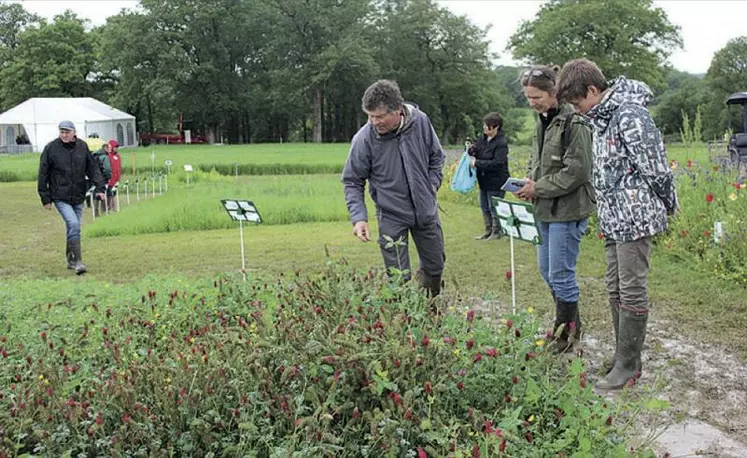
[85,173,349,237]
[0,143,350,182]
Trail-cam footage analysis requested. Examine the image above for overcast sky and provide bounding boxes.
[13,0,747,74]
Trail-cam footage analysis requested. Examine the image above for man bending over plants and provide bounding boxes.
[342,80,446,297]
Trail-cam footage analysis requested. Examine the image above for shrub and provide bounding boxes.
[0,265,664,457]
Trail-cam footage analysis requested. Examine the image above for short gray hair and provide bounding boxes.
[362,79,404,113]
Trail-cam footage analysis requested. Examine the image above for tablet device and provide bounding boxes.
[501,177,527,193]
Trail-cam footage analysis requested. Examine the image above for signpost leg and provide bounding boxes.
[510,233,516,314]
[239,219,247,281]
[136,182,140,201]
[165,175,168,193]
[126,186,130,206]
[152,176,156,198]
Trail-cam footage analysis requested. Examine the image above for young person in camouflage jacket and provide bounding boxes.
[516,65,596,354]
[557,58,678,391]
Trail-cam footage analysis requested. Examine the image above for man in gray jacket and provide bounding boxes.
[342,80,446,297]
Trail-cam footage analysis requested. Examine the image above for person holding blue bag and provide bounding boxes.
[450,143,477,194]
[468,112,510,240]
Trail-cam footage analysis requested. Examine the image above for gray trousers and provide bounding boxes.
[377,214,445,279]
[604,237,651,313]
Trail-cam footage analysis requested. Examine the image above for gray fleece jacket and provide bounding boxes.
[342,104,445,227]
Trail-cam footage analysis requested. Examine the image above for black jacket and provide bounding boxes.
[38,138,106,205]
[468,131,510,191]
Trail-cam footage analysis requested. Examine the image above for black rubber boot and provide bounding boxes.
[602,300,621,375]
[550,299,580,354]
[66,242,75,269]
[474,213,492,240]
[487,216,503,240]
[69,240,87,275]
[595,308,648,391]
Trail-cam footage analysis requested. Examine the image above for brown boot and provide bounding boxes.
[474,213,492,240]
[487,217,503,240]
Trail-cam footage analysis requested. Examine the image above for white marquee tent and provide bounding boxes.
[0,98,137,153]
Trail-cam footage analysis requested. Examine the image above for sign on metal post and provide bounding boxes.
[491,197,543,314]
[124,180,130,206]
[221,199,262,281]
[165,159,172,174]
[135,179,140,201]
[184,164,193,186]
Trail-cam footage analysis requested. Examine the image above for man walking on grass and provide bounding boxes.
[342,80,446,297]
[38,121,106,275]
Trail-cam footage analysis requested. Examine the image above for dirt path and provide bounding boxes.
[466,295,747,457]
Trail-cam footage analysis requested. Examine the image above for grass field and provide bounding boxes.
[1,142,745,357]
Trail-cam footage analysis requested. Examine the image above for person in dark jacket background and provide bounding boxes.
[38,120,106,275]
[342,80,446,298]
[468,112,509,240]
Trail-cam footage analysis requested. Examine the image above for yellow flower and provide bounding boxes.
[528,414,535,423]
[536,339,545,347]
[189,337,195,344]
[527,307,534,314]
[155,313,161,319]
[729,193,738,201]
[165,377,171,384]
[38,375,44,381]
[453,348,461,356]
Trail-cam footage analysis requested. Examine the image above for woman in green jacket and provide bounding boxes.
[515,65,596,353]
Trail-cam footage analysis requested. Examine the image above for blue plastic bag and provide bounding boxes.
[450,150,477,194]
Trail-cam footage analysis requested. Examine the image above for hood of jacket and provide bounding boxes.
[587,76,653,131]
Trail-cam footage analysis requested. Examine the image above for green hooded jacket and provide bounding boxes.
[528,103,596,222]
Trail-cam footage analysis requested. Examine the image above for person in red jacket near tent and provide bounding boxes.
[106,140,122,212]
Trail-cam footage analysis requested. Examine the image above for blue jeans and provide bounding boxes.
[478,189,505,217]
[537,219,588,303]
[54,201,84,241]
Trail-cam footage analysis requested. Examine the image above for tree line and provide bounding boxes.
[1,0,746,144]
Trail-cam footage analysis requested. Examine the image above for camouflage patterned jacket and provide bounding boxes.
[586,77,678,242]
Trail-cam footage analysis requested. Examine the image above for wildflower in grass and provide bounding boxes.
[417,448,427,458]
[729,193,737,201]
[505,270,513,280]
[687,159,693,168]
[421,334,430,347]
[704,230,711,238]
[466,310,475,322]
[466,339,474,350]
[705,193,714,204]
[598,232,604,240]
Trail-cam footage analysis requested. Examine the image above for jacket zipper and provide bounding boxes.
[397,136,419,227]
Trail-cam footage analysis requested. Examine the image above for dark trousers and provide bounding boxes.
[376,214,445,279]
[478,189,505,217]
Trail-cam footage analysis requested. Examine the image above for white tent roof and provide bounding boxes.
[0,97,134,125]
[0,98,137,151]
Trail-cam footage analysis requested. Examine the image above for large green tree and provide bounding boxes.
[703,37,747,140]
[507,0,682,89]
[651,69,708,137]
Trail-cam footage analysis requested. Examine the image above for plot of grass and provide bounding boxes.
[0,143,351,181]
[85,173,350,237]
